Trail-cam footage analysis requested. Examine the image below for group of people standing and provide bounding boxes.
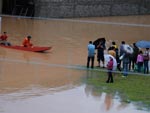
[87,39,150,82]
[0,31,33,47]
[118,41,149,75]
[87,38,106,69]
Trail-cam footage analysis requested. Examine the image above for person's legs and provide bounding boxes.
[7,42,11,46]
[101,54,105,68]
[144,61,146,74]
[97,60,100,67]
[112,66,117,76]
[119,55,123,69]
[129,58,132,71]
[97,51,100,67]
[139,62,144,73]
[123,63,128,76]
[144,61,149,74]
[106,70,113,83]
[102,61,105,68]
[137,62,141,72]
[91,56,94,68]
[131,60,135,71]
[110,72,113,83]
[87,56,90,68]
[106,71,111,83]
[4,41,11,46]
[146,61,149,74]
[147,62,149,74]
[117,59,122,71]
[97,57,100,67]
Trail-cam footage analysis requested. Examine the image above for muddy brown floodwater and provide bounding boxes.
[0,15,150,113]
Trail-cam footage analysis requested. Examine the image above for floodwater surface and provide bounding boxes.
[0,15,150,113]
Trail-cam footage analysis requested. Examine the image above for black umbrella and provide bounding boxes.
[93,37,106,49]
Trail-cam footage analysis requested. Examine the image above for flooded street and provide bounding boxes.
[0,15,150,113]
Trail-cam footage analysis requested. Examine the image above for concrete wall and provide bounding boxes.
[34,0,150,18]
[0,0,2,14]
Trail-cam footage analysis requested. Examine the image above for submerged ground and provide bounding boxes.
[0,15,150,113]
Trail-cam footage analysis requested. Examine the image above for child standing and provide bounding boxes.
[136,50,144,73]
[106,57,114,83]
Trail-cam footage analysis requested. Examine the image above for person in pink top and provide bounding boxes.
[136,50,144,72]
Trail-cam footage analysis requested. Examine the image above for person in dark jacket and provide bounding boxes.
[97,41,105,68]
[129,43,139,71]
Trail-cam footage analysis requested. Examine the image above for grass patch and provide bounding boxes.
[85,69,150,109]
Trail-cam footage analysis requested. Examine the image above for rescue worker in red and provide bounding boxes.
[0,32,8,41]
[0,32,11,46]
[22,35,33,47]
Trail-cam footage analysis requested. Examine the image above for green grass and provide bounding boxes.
[85,70,150,109]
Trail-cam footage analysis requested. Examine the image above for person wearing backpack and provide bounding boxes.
[143,48,149,74]
[106,56,114,83]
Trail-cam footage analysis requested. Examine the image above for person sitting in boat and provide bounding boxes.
[0,32,11,46]
[22,35,33,47]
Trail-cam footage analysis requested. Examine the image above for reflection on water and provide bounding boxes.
[0,85,149,113]
[0,15,150,113]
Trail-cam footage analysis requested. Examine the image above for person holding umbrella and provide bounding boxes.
[93,38,106,68]
[97,41,105,68]
[129,43,139,71]
[121,44,133,77]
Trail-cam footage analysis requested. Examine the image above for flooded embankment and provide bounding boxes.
[0,15,150,113]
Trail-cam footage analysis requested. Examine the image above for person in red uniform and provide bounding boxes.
[0,32,8,41]
[0,32,11,46]
[22,35,33,47]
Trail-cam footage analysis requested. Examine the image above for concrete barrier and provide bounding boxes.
[34,0,150,18]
